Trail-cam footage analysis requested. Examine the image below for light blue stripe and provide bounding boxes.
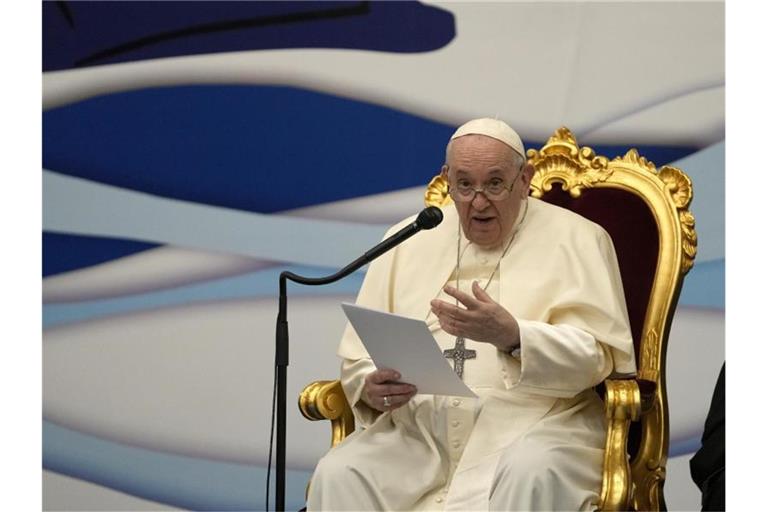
[43,264,364,329]
[678,258,724,310]
[43,420,312,511]
[43,257,722,331]
[669,435,702,457]
[43,170,390,269]
[667,141,724,263]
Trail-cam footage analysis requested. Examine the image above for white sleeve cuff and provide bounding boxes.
[498,319,613,398]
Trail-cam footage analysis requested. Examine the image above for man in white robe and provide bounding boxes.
[307,118,636,511]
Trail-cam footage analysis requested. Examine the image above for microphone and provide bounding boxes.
[416,205,445,229]
[363,206,444,263]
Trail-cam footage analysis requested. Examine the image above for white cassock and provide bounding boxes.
[307,197,636,511]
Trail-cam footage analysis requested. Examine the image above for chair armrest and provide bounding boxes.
[298,379,355,448]
[599,378,643,511]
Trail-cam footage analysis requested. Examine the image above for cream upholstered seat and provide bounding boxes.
[299,127,697,511]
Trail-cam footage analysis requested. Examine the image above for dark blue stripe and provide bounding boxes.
[43,1,455,71]
[670,435,702,457]
[43,85,455,213]
[43,232,158,277]
[679,259,724,309]
[43,85,699,216]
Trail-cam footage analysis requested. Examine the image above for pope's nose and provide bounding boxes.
[471,191,492,209]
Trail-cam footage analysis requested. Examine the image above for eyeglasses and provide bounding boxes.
[447,166,524,203]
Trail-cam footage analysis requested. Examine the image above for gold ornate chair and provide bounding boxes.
[299,127,697,511]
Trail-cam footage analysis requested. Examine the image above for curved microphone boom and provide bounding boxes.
[362,206,444,264]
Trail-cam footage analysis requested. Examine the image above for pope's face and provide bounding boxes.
[443,135,533,249]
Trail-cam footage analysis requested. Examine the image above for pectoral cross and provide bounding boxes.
[443,337,476,380]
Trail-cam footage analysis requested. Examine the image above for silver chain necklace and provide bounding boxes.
[443,199,529,379]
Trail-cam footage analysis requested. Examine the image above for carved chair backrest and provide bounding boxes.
[425,127,697,510]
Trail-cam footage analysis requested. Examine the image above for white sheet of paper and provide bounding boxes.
[341,303,477,397]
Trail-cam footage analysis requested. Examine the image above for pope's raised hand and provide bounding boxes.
[362,368,417,413]
[430,281,520,352]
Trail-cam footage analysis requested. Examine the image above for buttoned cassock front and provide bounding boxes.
[307,198,636,511]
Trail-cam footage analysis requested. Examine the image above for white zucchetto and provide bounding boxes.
[450,118,525,158]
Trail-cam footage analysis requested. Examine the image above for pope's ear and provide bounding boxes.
[440,164,449,179]
[521,162,535,186]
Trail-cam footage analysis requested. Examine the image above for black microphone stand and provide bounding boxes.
[274,255,375,512]
[273,208,443,511]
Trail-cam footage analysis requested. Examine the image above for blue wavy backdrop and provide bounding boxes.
[42,2,724,510]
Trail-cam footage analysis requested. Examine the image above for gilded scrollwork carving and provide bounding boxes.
[299,380,355,447]
[604,379,641,421]
[424,174,452,207]
[680,211,697,274]
[657,165,697,274]
[580,147,610,170]
[600,379,641,510]
[615,148,657,174]
[639,330,659,382]
[634,467,666,512]
[528,128,613,198]
[658,165,693,208]
[551,126,578,147]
